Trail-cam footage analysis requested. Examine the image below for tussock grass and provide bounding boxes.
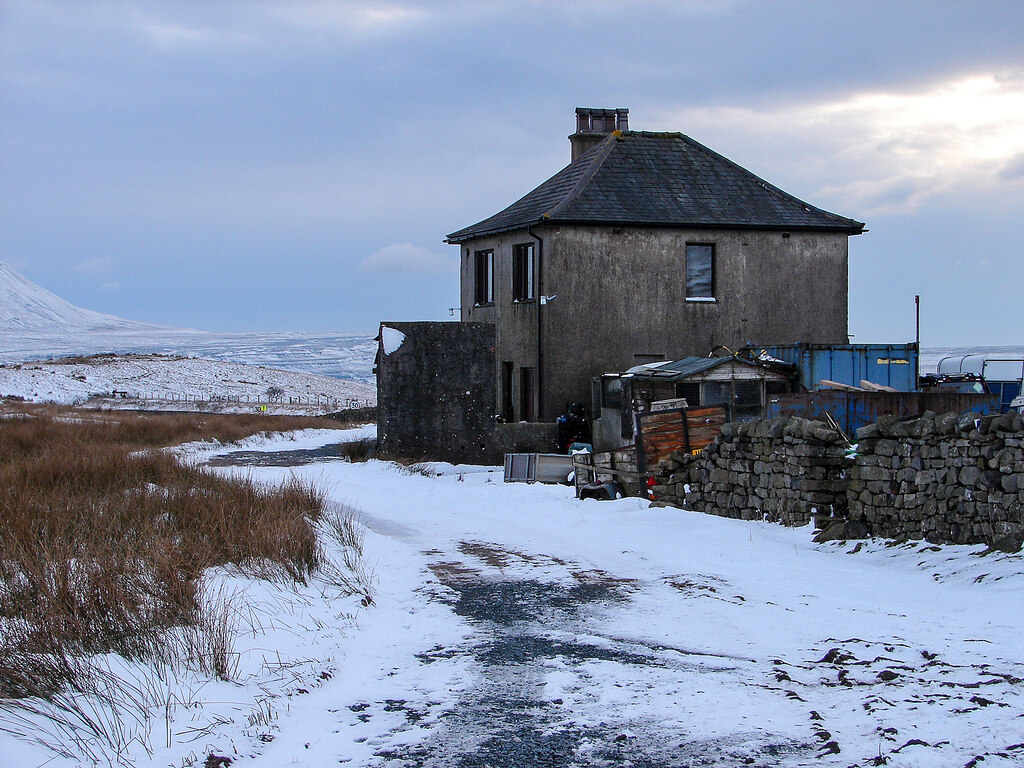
[0,405,371,760]
[336,436,377,462]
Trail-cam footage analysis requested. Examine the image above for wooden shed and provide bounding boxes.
[592,356,793,452]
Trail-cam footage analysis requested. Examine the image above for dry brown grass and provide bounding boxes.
[0,406,344,698]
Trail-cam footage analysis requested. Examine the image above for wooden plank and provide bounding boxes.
[859,379,899,393]
[819,379,865,392]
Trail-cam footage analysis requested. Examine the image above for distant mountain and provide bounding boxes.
[0,262,172,332]
[0,262,378,383]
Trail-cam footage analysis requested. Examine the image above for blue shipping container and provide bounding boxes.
[755,343,919,392]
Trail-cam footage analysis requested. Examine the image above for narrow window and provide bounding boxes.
[474,249,494,305]
[520,367,535,422]
[685,243,715,300]
[512,243,535,301]
[501,361,514,422]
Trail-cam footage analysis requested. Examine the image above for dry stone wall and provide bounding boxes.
[849,410,1024,549]
[650,417,850,527]
[651,411,1024,551]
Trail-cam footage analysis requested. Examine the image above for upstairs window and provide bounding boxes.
[512,243,535,301]
[474,249,494,305]
[686,243,715,300]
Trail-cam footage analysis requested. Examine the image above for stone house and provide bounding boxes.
[444,107,864,425]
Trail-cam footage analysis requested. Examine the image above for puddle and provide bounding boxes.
[445,578,625,626]
[206,444,353,466]
[476,633,657,667]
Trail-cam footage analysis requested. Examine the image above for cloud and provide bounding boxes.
[132,15,258,52]
[73,256,114,274]
[657,71,1024,216]
[355,243,457,274]
[267,1,427,38]
[998,152,1024,181]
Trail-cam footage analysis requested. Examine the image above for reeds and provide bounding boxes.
[0,406,367,760]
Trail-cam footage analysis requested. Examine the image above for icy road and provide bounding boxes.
[185,428,1024,768]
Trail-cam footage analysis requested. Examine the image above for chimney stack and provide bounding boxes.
[569,107,628,161]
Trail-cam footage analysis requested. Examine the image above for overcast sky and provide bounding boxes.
[2,1,1023,345]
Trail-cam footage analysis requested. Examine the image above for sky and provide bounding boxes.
[1,0,1023,345]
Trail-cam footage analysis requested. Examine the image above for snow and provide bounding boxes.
[0,353,375,409]
[5,428,1022,767]
[379,326,406,355]
[0,261,377,382]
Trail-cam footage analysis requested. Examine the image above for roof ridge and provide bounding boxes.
[541,135,618,220]
[677,134,862,228]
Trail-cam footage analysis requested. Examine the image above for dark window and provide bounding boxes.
[703,381,730,407]
[520,367,535,422]
[501,362,514,422]
[602,376,623,410]
[674,382,701,407]
[512,243,535,301]
[474,250,494,305]
[686,243,715,299]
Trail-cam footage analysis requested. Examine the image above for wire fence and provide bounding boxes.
[100,391,374,409]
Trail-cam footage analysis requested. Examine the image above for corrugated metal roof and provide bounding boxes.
[625,356,750,381]
[446,131,865,243]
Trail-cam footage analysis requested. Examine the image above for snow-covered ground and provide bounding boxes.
[0,353,375,411]
[5,428,1021,768]
[0,329,378,383]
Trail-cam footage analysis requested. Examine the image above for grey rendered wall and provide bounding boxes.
[376,321,558,463]
[459,231,543,420]
[537,225,849,418]
[376,321,498,464]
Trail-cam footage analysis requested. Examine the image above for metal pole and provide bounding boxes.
[915,294,920,347]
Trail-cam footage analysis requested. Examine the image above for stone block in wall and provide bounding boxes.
[708,468,730,484]
[857,466,893,482]
[957,413,982,433]
[856,424,881,440]
[896,467,917,484]
[935,412,959,435]
[980,469,1003,489]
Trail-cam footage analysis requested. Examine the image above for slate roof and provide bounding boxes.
[446,131,864,243]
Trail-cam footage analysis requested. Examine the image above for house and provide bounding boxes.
[376,107,864,463]
[444,107,864,426]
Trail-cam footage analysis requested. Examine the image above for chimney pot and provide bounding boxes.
[570,107,629,162]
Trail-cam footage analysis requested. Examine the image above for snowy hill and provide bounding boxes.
[0,263,378,383]
[0,262,172,332]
